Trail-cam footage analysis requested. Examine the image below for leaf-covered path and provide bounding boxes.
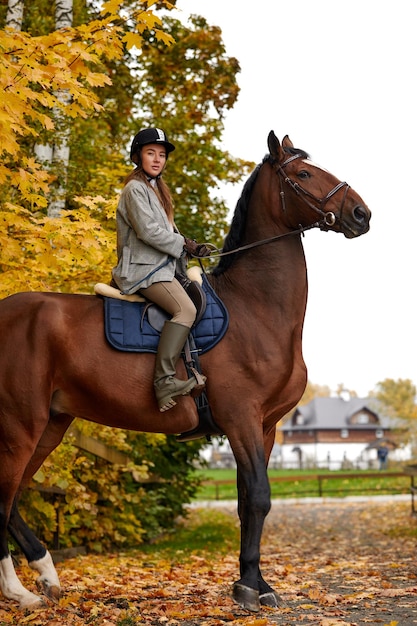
[1,498,417,625]
[260,497,417,625]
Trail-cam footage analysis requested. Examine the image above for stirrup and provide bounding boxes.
[176,391,224,442]
[189,371,206,397]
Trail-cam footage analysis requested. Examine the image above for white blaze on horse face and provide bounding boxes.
[29,551,61,598]
[0,555,43,608]
[301,159,331,174]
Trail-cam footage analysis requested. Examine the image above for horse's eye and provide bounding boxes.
[297,170,311,180]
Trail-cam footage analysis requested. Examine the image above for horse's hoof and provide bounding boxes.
[45,584,61,602]
[36,579,61,602]
[232,582,260,612]
[260,590,281,607]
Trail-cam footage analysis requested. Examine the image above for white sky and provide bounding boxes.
[174,0,417,397]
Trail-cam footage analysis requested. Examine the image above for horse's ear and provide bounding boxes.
[282,135,294,149]
[267,131,285,160]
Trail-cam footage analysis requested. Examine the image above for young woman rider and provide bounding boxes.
[112,127,210,412]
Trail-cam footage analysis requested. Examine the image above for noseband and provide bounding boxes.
[274,153,350,229]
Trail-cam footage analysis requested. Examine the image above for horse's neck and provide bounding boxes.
[214,234,308,312]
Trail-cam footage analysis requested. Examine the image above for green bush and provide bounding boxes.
[17,422,205,553]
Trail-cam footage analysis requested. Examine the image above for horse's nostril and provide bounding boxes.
[353,205,368,223]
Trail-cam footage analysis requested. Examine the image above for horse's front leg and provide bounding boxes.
[232,453,274,612]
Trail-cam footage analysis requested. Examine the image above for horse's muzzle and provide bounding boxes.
[343,204,371,238]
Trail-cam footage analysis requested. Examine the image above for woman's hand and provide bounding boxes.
[183,238,211,257]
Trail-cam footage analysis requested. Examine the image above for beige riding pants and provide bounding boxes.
[139,279,196,329]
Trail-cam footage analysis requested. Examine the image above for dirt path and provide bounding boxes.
[257,497,417,624]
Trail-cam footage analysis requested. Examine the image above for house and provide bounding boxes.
[279,396,411,470]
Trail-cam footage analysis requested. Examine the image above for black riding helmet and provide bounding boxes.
[130,128,175,164]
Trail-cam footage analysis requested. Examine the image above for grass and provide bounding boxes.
[193,468,411,501]
[138,508,240,558]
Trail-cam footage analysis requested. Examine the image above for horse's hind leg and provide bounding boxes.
[9,414,74,603]
[1,413,73,608]
[0,487,46,609]
[0,554,44,609]
[8,499,61,602]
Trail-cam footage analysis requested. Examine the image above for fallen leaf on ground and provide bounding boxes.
[1,501,417,625]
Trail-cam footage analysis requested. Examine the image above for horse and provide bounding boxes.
[0,131,371,612]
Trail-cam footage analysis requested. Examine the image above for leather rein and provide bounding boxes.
[206,153,350,259]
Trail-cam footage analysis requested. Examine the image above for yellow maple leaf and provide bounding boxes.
[154,28,175,46]
[123,31,145,51]
[84,72,112,88]
[101,0,123,15]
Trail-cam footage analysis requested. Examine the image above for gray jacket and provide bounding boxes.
[112,179,184,294]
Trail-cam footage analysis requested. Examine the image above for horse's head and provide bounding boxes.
[267,131,371,238]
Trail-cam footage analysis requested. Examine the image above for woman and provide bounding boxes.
[112,127,210,412]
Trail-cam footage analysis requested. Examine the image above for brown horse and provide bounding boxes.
[0,132,370,612]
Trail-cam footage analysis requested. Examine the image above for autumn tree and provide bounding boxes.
[0,3,252,294]
[375,378,417,453]
[0,0,178,295]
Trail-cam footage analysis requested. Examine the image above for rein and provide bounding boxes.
[205,221,319,259]
[201,152,350,260]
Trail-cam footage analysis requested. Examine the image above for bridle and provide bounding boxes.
[273,153,350,229]
[199,153,351,260]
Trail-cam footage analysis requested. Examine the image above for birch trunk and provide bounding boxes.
[35,0,73,217]
[55,0,73,29]
[5,0,24,30]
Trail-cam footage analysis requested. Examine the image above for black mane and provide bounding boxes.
[211,147,309,276]
[211,156,266,276]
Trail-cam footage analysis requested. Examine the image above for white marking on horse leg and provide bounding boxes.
[29,551,61,601]
[0,555,43,609]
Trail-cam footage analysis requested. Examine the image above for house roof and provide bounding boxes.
[280,396,400,431]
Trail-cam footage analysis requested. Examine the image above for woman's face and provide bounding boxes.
[140,143,167,178]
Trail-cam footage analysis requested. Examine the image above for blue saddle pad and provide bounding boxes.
[103,274,229,354]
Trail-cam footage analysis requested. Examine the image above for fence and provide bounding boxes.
[202,471,411,501]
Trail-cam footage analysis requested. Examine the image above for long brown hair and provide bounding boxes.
[124,166,174,224]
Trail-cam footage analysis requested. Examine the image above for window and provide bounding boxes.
[341,429,349,438]
[357,412,369,424]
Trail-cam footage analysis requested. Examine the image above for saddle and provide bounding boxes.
[95,272,228,355]
[94,271,227,441]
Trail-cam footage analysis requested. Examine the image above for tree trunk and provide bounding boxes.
[34,0,73,217]
[55,0,73,29]
[5,0,24,30]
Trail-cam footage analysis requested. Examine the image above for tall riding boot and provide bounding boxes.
[154,321,201,412]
